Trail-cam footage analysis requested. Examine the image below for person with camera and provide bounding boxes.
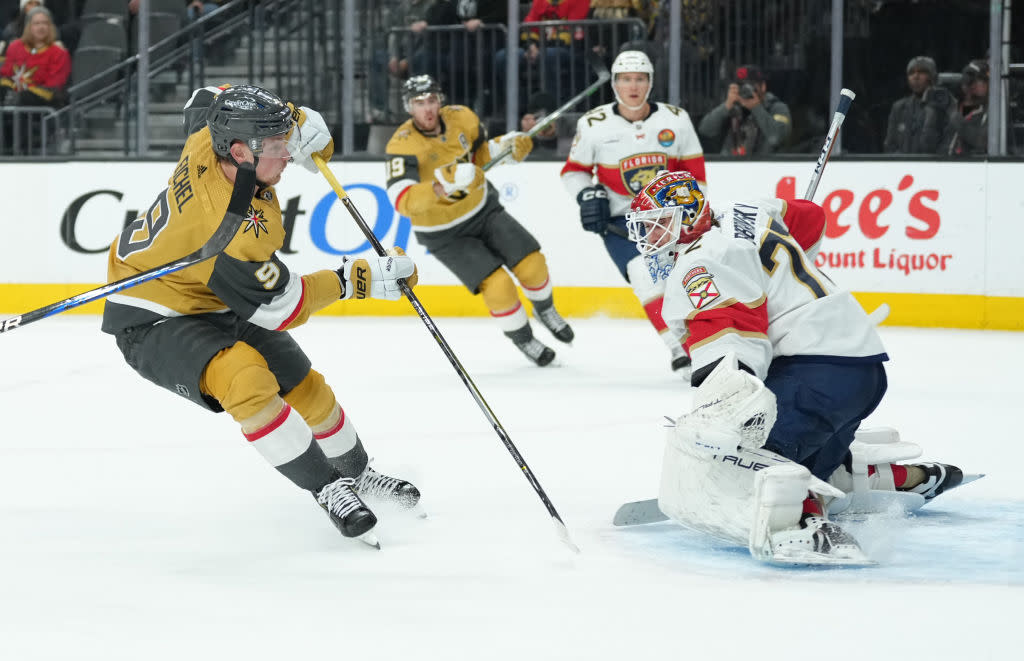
[942,59,989,156]
[697,64,791,156]
[883,55,954,154]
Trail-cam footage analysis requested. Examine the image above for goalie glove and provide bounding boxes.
[286,104,335,172]
[337,248,417,301]
[576,185,611,234]
[434,162,483,198]
[488,131,533,163]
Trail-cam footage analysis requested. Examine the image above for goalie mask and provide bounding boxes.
[611,50,653,110]
[626,171,712,256]
[402,74,444,112]
[207,85,294,159]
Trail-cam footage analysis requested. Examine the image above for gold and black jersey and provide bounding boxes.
[384,105,492,232]
[101,94,340,335]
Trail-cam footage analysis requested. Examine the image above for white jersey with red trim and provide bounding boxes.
[660,198,887,380]
[561,102,706,216]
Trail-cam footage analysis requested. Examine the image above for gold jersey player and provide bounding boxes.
[101,85,421,547]
[384,75,573,366]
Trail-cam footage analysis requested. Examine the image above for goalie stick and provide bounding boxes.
[314,155,580,555]
[484,51,611,171]
[0,163,257,335]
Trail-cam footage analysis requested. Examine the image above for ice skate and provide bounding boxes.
[314,476,379,548]
[504,325,555,366]
[899,462,977,501]
[767,514,873,566]
[533,304,575,343]
[669,344,691,375]
[356,465,425,517]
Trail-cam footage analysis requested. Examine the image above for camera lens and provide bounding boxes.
[739,83,755,99]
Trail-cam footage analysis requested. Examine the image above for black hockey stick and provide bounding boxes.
[805,88,855,201]
[483,51,611,171]
[0,163,257,334]
[314,155,580,554]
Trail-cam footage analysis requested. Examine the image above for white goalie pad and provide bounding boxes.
[657,423,844,549]
[826,426,926,515]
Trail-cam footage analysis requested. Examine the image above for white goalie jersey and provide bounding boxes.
[561,102,706,216]
[660,198,888,379]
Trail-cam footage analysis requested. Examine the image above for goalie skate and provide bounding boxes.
[315,476,380,549]
[761,516,874,567]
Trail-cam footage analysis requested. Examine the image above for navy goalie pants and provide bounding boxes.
[762,358,888,481]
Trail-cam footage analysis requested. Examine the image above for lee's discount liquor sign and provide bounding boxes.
[703,160,988,296]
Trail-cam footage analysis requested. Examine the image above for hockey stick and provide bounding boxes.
[804,88,855,201]
[0,163,257,335]
[313,155,580,554]
[483,51,612,171]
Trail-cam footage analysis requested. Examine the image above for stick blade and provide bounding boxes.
[586,50,611,82]
[553,517,581,554]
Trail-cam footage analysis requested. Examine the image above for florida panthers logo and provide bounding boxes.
[620,153,668,193]
[648,177,705,227]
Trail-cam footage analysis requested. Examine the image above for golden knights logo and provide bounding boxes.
[8,63,37,92]
[242,206,269,238]
[620,153,668,193]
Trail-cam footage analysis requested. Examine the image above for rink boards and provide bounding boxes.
[1,159,1022,330]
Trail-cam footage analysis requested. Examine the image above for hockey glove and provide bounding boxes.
[488,131,534,163]
[337,251,417,301]
[286,104,335,172]
[577,185,611,234]
[434,162,483,198]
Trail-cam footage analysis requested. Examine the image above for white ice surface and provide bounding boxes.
[1,316,1021,660]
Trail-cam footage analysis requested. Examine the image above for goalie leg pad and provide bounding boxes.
[827,426,927,515]
[658,428,796,547]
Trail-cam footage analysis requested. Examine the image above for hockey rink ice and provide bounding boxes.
[1,315,1020,660]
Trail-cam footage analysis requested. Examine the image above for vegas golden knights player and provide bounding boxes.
[385,75,574,366]
[102,85,419,546]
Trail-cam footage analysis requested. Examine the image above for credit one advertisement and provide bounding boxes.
[2,160,1021,300]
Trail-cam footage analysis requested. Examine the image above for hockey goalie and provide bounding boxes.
[617,171,980,566]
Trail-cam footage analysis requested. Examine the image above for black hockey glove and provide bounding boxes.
[577,185,611,234]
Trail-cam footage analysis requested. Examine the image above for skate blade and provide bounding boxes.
[960,473,985,487]
[357,531,381,550]
[765,547,876,567]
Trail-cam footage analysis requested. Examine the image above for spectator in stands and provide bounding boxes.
[388,1,465,99]
[698,64,791,156]
[520,91,559,159]
[495,0,590,107]
[942,59,989,156]
[1,5,69,103]
[455,0,506,111]
[883,55,954,154]
[2,0,42,46]
[0,5,69,152]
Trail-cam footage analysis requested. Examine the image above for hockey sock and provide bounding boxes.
[867,463,924,489]
[311,404,368,478]
[243,403,339,492]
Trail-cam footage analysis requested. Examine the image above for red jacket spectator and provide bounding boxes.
[0,6,69,103]
[522,0,590,46]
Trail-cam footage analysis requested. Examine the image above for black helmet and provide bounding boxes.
[402,75,444,112]
[207,85,294,158]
